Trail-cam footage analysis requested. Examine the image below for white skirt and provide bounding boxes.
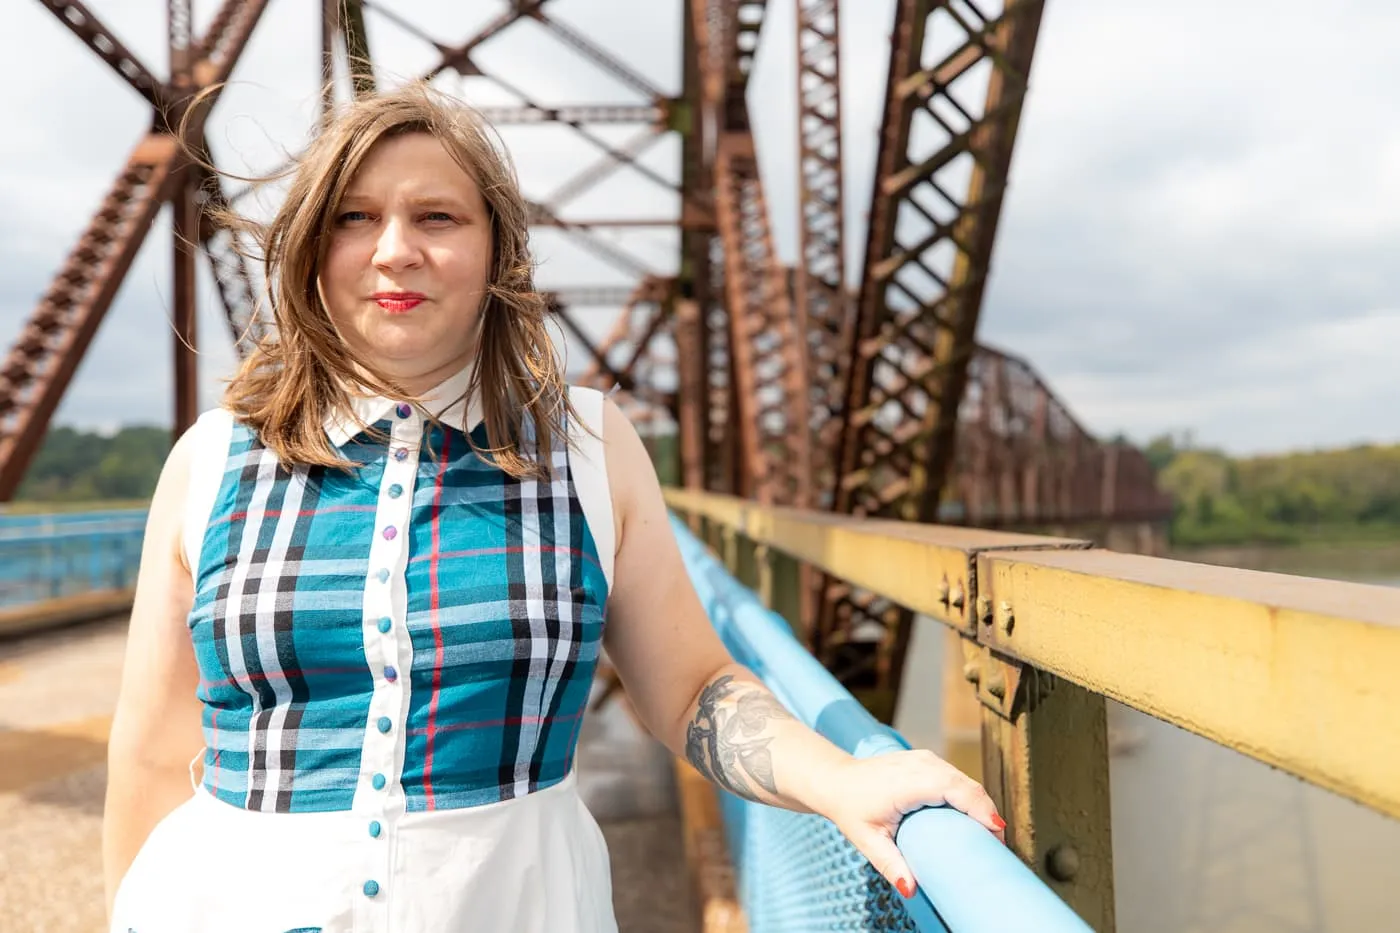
[110,768,617,933]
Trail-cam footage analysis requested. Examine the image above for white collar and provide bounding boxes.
[324,363,482,448]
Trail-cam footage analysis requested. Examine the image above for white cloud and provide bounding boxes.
[2,0,1399,457]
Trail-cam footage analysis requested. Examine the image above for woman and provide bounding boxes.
[102,83,1004,932]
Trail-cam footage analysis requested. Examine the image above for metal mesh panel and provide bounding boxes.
[720,790,920,931]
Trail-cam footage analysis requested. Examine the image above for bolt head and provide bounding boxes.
[1046,844,1080,882]
[998,600,1015,635]
[963,661,980,684]
[976,594,992,624]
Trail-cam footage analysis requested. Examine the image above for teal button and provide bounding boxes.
[388,483,403,499]
[371,773,386,790]
[377,717,392,733]
[369,820,381,838]
[375,568,390,584]
[377,617,391,634]
[363,880,380,897]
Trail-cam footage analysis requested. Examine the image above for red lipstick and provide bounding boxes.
[372,291,426,313]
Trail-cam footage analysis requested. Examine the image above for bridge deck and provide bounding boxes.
[0,616,697,932]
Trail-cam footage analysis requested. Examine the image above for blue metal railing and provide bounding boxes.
[0,509,147,610]
[671,515,1092,933]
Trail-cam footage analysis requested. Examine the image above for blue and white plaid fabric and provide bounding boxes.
[187,411,609,813]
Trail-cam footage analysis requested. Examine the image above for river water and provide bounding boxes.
[895,550,1400,932]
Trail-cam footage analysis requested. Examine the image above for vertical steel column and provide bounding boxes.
[817,0,1048,710]
[171,173,200,434]
[169,0,193,87]
[169,0,198,434]
[695,0,811,506]
[794,0,850,495]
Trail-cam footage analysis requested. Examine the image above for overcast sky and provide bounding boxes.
[2,0,1398,456]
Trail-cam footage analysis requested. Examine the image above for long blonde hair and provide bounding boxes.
[208,82,574,478]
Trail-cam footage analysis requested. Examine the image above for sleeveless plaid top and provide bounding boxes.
[180,374,614,815]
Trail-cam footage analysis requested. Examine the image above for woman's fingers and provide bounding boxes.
[848,825,919,899]
[939,770,1006,839]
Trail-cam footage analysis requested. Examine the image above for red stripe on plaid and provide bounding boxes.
[407,706,585,736]
[423,430,451,810]
[208,503,379,529]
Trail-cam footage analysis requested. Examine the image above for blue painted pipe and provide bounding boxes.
[671,515,1093,933]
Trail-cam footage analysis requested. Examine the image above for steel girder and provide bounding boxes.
[0,0,272,500]
[815,0,1048,708]
[573,277,678,425]
[955,346,1174,527]
[691,0,811,507]
[793,0,851,502]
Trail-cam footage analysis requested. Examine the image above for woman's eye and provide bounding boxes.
[335,210,370,224]
[423,211,456,223]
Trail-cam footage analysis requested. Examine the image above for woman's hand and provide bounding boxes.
[818,749,1006,898]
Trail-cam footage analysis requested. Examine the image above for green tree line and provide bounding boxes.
[1146,434,1400,546]
[14,424,1400,549]
[15,425,170,503]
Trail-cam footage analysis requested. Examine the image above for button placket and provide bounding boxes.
[357,407,421,914]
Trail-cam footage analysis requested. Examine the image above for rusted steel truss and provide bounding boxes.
[572,277,678,428]
[0,0,272,500]
[793,0,851,501]
[9,4,1175,726]
[815,0,1048,709]
[692,0,811,507]
[955,346,1174,527]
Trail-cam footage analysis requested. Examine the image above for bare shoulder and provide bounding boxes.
[146,415,203,570]
[598,396,666,546]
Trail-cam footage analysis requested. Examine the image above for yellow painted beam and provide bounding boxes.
[664,489,1088,631]
[977,549,1400,819]
[666,488,1400,821]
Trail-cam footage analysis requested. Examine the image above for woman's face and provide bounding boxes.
[319,131,492,393]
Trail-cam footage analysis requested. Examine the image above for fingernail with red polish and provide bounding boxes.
[896,877,915,898]
[991,814,1007,831]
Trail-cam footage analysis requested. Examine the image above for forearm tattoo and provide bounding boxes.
[684,674,795,802]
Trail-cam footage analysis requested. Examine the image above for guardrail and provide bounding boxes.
[0,509,146,635]
[665,489,1400,931]
[673,516,1090,932]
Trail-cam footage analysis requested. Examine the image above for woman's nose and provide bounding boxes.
[373,218,421,269]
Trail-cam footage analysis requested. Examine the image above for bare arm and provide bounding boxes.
[102,427,205,917]
[599,400,849,817]
[599,401,1004,898]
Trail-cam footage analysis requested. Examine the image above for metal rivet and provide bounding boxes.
[998,600,1015,635]
[986,668,1006,699]
[949,582,965,610]
[963,661,980,684]
[1046,844,1080,882]
[977,594,992,625]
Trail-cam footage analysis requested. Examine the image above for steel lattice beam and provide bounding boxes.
[37,1,166,108]
[954,345,1173,527]
[793,0,850,500]
[816,0,1048,708]
[0,139,183,499]
[690,0,809,506]
[474,104,664,126]
[0,0,273,499]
